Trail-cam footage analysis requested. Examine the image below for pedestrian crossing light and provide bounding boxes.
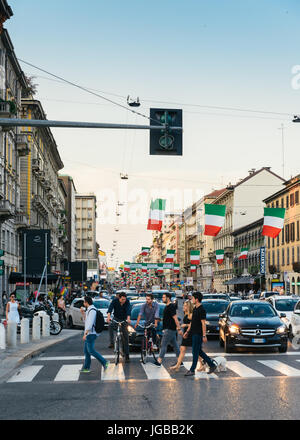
[150,108,183,156]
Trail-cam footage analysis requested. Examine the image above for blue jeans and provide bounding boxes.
[190,334,214,372]
[159,329,180,360]
[83,334,107,369]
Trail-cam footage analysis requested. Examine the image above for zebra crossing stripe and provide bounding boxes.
[7,366,43,383]
[141,362,173,380]
[54,364,83,382]
[258,360,300,376]
[183,362,218,379]
[101,363,125,381]
[226,361,265,378]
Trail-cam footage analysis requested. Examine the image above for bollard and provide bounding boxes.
[42,314,50,337]
[20,318,30,344]
[32,315,41,341]
[0,323,5,350]
[7,321,17,348]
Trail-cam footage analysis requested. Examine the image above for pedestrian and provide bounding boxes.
[57,295,66,324]
[170,299,194,371]
[2,291,7,315]
[184,292,217,376]
[107,291,131,362]
[6,292,21,324]
[153,292,183,367]
[80,295,109,373]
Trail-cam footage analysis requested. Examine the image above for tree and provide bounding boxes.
[24,75,38,97]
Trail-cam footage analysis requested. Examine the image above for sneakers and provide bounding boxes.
[104,361,110,372]
[80,368,91,373]
[208,361,217,374]
[184,370,195,376]
[153,360,162,367]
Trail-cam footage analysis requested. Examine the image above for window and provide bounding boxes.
[281,227,285,245]
[297,246,300,263]
[277,234,280,246]
[282,248,285,266]
[272,250,275,265]
[292,247,295,264]
[286,195,289,209]
[296,191,299,205]
[271,202,274,208]
[290,193,295,207]
[276,200,279,208]
[277,249,280,267]
[281,198,284,208]
[297,221,299,241]
[286,224,290,243]
[291,223,295,242]
[272,238,274,248]
[287,247,290,265]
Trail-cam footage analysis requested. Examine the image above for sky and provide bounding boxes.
[5,0,300,267]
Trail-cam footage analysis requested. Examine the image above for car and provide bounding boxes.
[259,291,276,301]
[219,300,288,353]
[66,297,110,329]
[202,293,230,301]
[151,290,178,309]
[127,302,165,348]
[202,299,230,336]
[266,296,300,333]
[229,296,241,302]
[116,289,140,300]
[249,293,260,300]
[287,298,300,339]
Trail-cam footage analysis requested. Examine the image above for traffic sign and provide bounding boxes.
[150,108,183,156]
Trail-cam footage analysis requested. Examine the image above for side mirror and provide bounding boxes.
[294,309,300,315]
[280,313,286,318]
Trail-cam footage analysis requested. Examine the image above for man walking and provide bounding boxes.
[135,293,160,349]
[184,292,217,376]
[80,296,109,373]
[153,292,183,367]
[107,291,131,362]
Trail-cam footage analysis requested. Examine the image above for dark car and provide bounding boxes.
[202,299,229,336]
[219,300,288,353]
[127,303,165,348]
[151,290,178,309]
[202,293,230,301]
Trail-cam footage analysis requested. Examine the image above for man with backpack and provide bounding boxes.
[80,296,109,374]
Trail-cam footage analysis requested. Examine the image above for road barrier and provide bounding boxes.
[32,315,40,341]
[42,314,50,337]
[21,318,30,344]
[7,321,17,348]
[0,323,5,349]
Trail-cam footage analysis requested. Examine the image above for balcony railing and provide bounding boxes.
[16,134,30,156]
[0,199,14,220]
[32,194,48,216]
[15,211,29,229]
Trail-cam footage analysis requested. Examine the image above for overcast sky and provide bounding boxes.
[6,0,300,267]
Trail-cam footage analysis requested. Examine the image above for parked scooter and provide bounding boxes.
[20,300,62,335]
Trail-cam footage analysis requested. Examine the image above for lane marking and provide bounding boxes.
[141,362,173,380]
[183,362,218,379]
[7,366,43,383]
[258,360,300,376]
[101,363,125,381]
[226,361,265,378]
[54,364,83,382]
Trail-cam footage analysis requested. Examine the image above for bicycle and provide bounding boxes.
[111,319,126,365]
[138,323,161,364]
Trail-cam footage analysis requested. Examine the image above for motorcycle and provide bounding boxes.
[20,301,62,336]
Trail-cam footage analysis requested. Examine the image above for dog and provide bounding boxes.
[197,356,227,373]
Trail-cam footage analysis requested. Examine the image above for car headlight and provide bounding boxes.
[229,324,240,334]
[276,324,287,334]
[127,325,136,334]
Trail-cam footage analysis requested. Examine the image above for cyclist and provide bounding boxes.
[134,293,160,350]
[107,291,131,363]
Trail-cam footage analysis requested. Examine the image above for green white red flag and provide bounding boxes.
[147,199,166,231]
[142,263,148,273]
[216,249,224,265]
[173,264,180,273]
[166,249,175,262]
[239,248,249,260]
[141,247,150,256]
[190,265,197,272]
[124,261,130,271]
[190,250,200,265]
[262,207,285,238]
[157,263,164,273]
[204,204,226,236]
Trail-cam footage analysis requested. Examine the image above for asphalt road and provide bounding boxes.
[1,299,300,420]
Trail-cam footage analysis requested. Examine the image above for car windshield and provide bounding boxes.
[230,303,277,318]
[202,301,229,314]
[274,299,298,312]
[152,291,174,300]
[203,294,228,300]
[131,303,165,320]
[93,300,110,309]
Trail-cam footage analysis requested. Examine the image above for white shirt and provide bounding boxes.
[84,305,98,335]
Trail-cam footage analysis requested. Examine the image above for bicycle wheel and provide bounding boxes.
[114,337,120,365]
[141,336,148,364]
[151,336,160,362]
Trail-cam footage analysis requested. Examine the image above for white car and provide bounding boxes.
[290,299,300,339]
[266,296,300,333]
[66,297,110,329]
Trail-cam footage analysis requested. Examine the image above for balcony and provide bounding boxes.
[224,246,234,256]
[0,101,14,119]
[15,211,29,229]
[60,211,67,224]
[32,158,41,173]
[32,194,48,216]
[43,179,52,190]
[16,134,30,156]
[0,199,14,220]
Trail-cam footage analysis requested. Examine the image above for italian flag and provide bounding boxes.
[190,250,200,265]
[124,261,130,271]
[147,199,166,231]
[262,207,286,238]
[142,263,148,273]
[157,263,164,273]
[173,264,180,273]
[204,204,226,236]
[190,265,197,273]
[166,249,175,262]
[239,248,249,260]
[141,247,150,256]
[216,249,224,265]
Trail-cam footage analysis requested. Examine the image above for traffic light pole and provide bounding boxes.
[0,118,182,131]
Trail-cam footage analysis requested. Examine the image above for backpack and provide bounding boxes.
[88,307,105,333]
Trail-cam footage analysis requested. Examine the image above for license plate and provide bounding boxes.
[252,338,265,343]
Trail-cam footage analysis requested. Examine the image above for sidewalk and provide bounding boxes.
[0,329,77,382]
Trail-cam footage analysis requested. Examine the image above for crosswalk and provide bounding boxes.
[5,355,300,384]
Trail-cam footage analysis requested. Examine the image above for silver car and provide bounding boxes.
[66,297,110,329]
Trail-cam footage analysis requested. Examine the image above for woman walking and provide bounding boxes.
[170,300,194,372]
[6,293,21,324]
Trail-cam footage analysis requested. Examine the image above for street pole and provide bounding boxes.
[45,233,48,297]
[24,233,26,303]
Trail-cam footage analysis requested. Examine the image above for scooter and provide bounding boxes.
[19,302,62,336]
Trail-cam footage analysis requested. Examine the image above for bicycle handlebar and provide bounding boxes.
[111,319,127,325]
[137,323,156,329]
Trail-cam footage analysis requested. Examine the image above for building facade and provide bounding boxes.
[58,175,77,262]
[75,193,97,261]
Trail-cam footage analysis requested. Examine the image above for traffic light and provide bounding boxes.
[0,249,4,276]
[150,108,183,156]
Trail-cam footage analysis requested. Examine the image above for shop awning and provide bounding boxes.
[224,276,255,285]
